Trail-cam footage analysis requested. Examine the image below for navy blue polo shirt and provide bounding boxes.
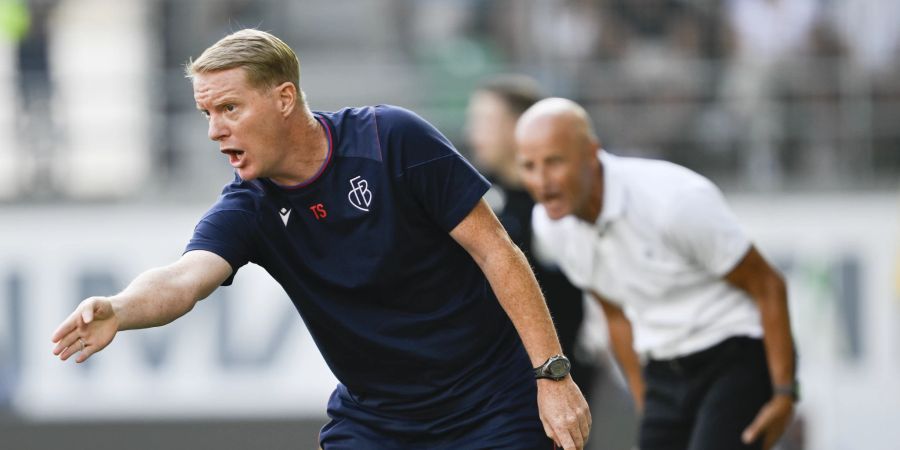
[185,105,536,428]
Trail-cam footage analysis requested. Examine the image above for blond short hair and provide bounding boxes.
[186,29,304,103]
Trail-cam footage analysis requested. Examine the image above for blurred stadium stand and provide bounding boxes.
[1,1,898,449]
[1,0,897,201]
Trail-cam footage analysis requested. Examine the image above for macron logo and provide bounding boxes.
[279,207,291,226]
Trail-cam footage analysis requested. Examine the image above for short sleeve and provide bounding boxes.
[378,106,490,232]
[664,182,751,276]
[184,209,256,286]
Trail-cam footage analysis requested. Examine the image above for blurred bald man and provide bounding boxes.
[515,98,798,450]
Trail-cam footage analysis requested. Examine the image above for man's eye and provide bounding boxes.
[200,110,210,119]
[224,104,236,112]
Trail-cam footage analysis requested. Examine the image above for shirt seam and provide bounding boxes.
[199,208,257,221]
[373,106,385,162]
[403,153,458,172]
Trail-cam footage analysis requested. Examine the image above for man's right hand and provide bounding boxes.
[49,251,232,364]
[51,297,119,363]
[537,376,592,450]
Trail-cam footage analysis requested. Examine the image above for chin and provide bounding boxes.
[543,205,570,221]
[235,168,260,181]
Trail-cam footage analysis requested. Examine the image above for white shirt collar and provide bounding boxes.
[595,150,626,231]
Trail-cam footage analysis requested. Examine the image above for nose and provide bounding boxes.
[208,115,229,142]
[537,165,551,190]
[521,163,546,194]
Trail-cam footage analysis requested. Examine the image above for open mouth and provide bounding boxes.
[542,192,561,203]
[221,149,245,166]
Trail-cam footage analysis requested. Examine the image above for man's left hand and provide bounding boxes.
[741,395,794,449]
[537,377,591,450]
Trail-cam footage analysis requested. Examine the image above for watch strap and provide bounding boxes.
[773,380,800,402]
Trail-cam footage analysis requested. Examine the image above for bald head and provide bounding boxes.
[515,98,603,222]
[515,97,599,151]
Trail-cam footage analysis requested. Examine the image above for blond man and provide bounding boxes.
[51,30,591,449]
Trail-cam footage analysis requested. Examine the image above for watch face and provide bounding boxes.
[548,358,571,378]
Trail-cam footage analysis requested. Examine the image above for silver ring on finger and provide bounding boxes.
[78,338,86,352]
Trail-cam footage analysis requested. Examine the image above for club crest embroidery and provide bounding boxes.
[348,176,372,212]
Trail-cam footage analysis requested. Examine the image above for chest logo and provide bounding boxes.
[348,176,373,212]
[309,203,327,220]
[279,207,291,226]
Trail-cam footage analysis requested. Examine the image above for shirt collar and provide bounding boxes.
[595,150,626,231]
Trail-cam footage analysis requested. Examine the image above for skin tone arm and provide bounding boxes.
[590,245,795,450]
[450,199,591,450]
[51,250,233,363]
[726,246,796,450]
[592,294,645,413]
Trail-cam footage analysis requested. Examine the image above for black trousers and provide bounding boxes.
[639,337,773,450]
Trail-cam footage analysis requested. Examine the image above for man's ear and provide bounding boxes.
[580,136,600,161]
[275,81,297,117]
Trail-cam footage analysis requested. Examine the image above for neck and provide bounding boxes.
[270,110,329,186]
[576,162,604,223]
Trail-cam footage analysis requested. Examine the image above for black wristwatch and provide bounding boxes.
[773,380,801,402]
[533,354,571,381]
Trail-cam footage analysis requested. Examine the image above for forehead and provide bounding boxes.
[470,91,517,117]
[192,68,254,103]
[470,90,503,108]
[517,115,581,151]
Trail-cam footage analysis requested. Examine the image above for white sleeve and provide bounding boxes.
[664,181,751,276]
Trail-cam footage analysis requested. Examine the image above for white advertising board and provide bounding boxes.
[0,204,337,420]
[1,193,899,450]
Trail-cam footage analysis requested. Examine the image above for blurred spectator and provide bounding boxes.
[16,0,53,114]
[48,0,155,199]
[499,0,603,96]
[0,0,895,198]
[580,0,719,164]
[832,0,900,76]
[0,0,29,199]
[15,0,56,198]
[527,0,601,65]
[0,0,56,199]
[720,0,819,189]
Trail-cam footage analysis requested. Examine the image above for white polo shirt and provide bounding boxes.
[532,151,762,360]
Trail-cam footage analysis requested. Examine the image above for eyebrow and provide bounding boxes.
[195,97,238,111]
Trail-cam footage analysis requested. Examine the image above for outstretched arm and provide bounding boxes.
[51,250,232,363]
[726,246,796,450]
[451,199,591,450]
